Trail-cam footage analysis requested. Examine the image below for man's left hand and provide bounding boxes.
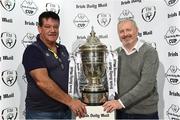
[102,100,123,113]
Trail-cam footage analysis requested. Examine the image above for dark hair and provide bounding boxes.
[38,11,60,27]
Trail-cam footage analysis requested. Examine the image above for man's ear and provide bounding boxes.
[38,26,41,33]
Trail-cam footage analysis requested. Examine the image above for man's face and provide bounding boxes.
[38,18,59,43]
[117,20,138,48]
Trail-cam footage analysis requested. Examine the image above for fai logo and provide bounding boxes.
[1,107,18,120]
[46,3,60,14]
[118,9,134,21]
[165,65,180,85]
[1,32,16,49]
[164,0,179,6]
[21,0,38,16]
[97,13,111,27]
[167,104,180,120]
[1,70,17,87]
[142,6,156,22]
[22,33,36,47]
[73,13,89,29]
[0,0,15,11]
[165,26,180,46]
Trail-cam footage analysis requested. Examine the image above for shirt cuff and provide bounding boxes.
[118,99,125,108]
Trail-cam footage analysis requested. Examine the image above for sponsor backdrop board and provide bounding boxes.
[0,0,180,119]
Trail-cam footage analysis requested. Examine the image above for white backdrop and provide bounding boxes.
[0,0,180,119]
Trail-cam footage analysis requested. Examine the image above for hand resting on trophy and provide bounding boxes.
[102,100,124,113]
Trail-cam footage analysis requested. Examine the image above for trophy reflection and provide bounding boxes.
[79,27,107,105]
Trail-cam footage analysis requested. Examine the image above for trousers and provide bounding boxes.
[26,109,72,119]
[116,110,159,119]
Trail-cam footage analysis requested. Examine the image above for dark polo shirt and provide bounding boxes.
[22,35,69,112]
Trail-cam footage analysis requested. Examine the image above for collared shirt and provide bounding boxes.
[22,34,69,112]
[122,40,144,55]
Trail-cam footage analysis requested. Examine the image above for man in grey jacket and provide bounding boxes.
[103,18,159,119]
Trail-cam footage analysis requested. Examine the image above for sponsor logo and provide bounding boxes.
[0,0,15,11]
[121,0,142,5]
[21,0,38,16]
[141,6,156,22]
[22,33,36,47]
[46,3,60,14]
[1,70,17,87]
[73,13,89,29]
[118,9,134,21]
[1,32,16,49]
[98,34,108,39]
[3,56,13,60]
[164,0,179,6]
[167,104,180,119]
[25,20,38,26]
[165,26,180,46]
[0,56,13,61]
[165,65,180,85]
[2,17,13,23]
[169,90,180,97]
[168,52,179,57]
[168,12,178,18]
[76,3,107,9]
[1,107,18,120]
[98,3,107,8]
[77,35,87,40]
[97,13,111,27]
[76,4,86,9]
[121,0,130,5]
[86,4,97,9]
[3,92,14,99]
[138,30,153,37]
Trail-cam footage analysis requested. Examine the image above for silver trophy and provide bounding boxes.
[79,27,107,105]
[68,27,118,106]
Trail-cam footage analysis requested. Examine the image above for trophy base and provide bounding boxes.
[76,106,115,120]
[81,85,107,106]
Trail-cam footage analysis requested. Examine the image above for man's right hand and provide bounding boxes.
[68,99,87,118]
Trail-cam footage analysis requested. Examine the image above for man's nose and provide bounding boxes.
[124,31,128,36]
[50,27,56,32]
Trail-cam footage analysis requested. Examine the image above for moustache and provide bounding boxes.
[121,35,132,39]
[48,33,57,36]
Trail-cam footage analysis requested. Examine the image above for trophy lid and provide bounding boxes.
[79,26,107,51]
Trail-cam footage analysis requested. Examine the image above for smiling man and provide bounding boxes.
[103,18,159,119]
[22,11,86,119]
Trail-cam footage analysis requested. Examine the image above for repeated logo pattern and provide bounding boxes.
[73,13,89,29]
[97,13,111,27]
[46,3,60,14]
[0,0,15,11]
[141,6,156,22]
[164,0,179,6]
[21,0,38,16]
[1,70,17,87]
[1,32,16,49]
[1,107,18,120]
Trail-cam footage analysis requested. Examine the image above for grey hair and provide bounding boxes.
[117,18,138,29]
